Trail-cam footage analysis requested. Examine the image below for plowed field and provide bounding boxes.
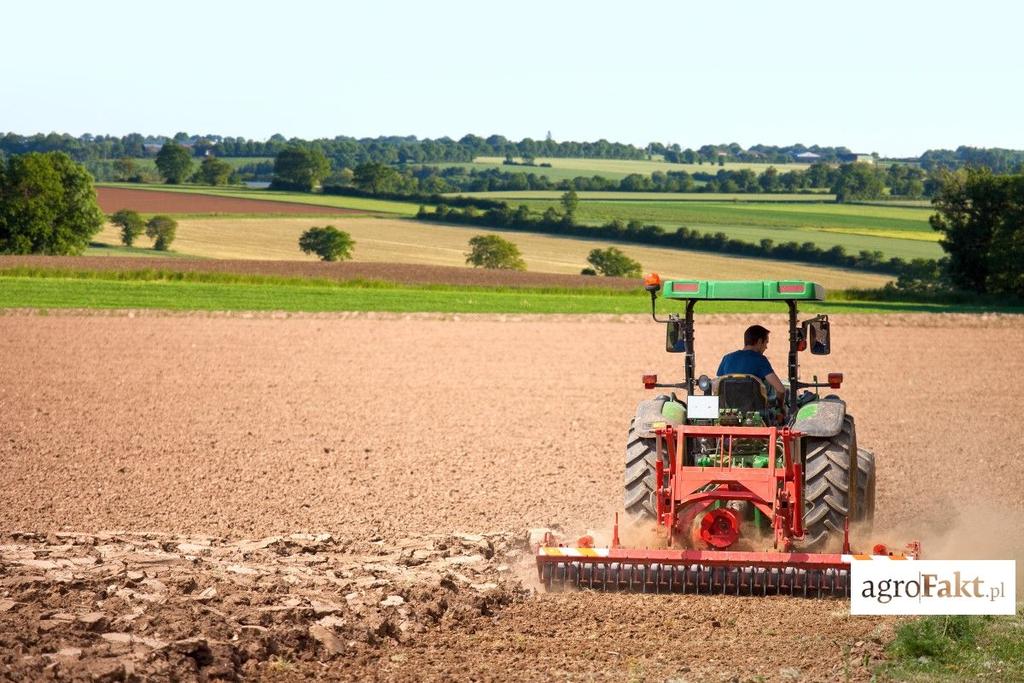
[2,311,1022,681]
[95,187,363,215]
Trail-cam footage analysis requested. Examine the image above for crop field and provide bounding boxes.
[457,191,835,202]
[1,310,1022,680]
[124,156,273,170]
[501,196,942,260]
[87,215,892,289]
[421,156,812,181]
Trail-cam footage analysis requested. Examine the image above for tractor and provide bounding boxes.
[535,278,918,596]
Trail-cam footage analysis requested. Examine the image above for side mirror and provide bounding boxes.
[804,317,831,355]
[666,320,687,353]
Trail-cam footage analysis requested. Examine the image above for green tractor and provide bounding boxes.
[625,278,876,548]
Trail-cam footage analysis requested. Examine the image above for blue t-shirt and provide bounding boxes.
[717,349,775,380]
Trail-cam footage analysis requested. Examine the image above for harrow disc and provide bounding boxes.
[539,560,850,597]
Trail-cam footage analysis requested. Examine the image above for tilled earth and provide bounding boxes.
[2,310,1023,681]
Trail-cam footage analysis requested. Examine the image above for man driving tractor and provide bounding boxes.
[717,324,786,404]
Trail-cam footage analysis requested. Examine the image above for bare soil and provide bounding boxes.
[1,311,1022,681]
[0,256,642,290]
[95,187,362,216]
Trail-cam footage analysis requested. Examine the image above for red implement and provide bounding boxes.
[536,423,919,597]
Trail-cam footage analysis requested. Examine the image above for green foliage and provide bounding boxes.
[930,167,1024,296]
[831,163,885,202]
[145,215,177,251]
[465,234,526,270]
[298,225,354,261]
[155,141,194,184]
[890,616,980,659]
[198,156,233,186]
[560,189,579,216]
[110,209,145,247]
[271,147,330,192]
[352,162,415,194]
[586,246,642,278]
[113,157,138,182]
[0,152,105,255]
[874,614,1024,680]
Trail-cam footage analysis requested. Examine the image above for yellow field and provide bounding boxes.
[819,228,942,242]
[474,156,811,175]
[93,217,891,289]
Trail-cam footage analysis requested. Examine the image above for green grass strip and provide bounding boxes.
[875,613,1024,680]
[0,273,1016,314]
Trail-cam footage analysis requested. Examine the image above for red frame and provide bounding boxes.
[653,424,804,552]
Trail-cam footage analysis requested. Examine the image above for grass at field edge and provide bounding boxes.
[1,273,1020,315]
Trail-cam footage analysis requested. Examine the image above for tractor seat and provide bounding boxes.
[715,374,768,413]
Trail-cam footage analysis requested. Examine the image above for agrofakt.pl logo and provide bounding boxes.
[851,560,1016,615]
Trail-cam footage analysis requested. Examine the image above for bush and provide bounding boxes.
[889,616,981,659]
[465,234,526,270]
[587,247,642,278]
[298,225,354,261]
[145,215,177,251]
[110,209,144,247]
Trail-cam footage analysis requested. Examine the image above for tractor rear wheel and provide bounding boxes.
[802,415,857,547]
[856,447,876,528]
[624,419,665,520]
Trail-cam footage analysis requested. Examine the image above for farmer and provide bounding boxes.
[717,324,786,401]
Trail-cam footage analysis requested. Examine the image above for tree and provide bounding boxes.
[155,141,194,184]
[930,168,1024,295]
[0,152,105,254]
[271,146,330,191]
[586,246,642,278]
[198,156,233,186]
[113,157,138,182]
[560,189,579,217]
[145,215,177,251]
[298,225,354,261]
[830,163,885,202]
[352,162,407,194]
[111,209,144,246]
[465,234,526,270]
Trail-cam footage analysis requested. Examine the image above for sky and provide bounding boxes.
[2,0,1022,157]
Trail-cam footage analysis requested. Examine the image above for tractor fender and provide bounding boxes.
[632,395,686,438]
[792,396,846,438]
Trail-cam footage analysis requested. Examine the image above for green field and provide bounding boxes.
[420,156,810,182]
[455,191,835,202]
[128,156,273,170]
[0,271,1013,315]
[477,195,942,261]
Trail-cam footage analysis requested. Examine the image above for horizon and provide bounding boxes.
[1,129,1010,159]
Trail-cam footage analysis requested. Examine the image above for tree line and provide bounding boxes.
[314,160,933,201]
[5,131,1023,174]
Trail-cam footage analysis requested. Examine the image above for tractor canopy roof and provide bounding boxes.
[660,279,825,301]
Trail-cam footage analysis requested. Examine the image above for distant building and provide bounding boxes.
[839,152,875,164]
[794,151,821,162]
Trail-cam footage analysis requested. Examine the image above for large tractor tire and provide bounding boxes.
[802,415,857,547]
[856,447,876,528]
[624,419,665,520]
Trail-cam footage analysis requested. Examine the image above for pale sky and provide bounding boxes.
[2,0,1022,157]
